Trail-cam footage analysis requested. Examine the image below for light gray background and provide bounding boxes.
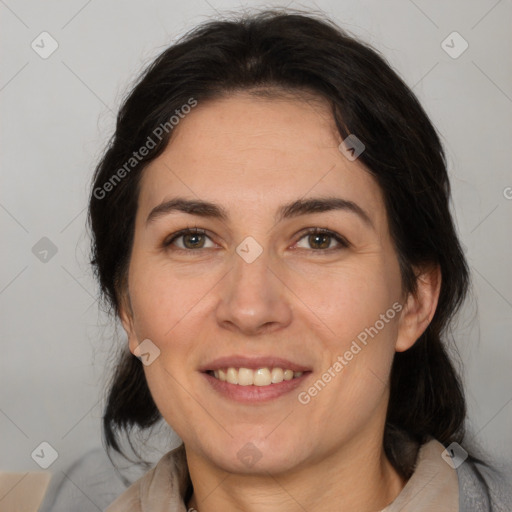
[1,0,511,480]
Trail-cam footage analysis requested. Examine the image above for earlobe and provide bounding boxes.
[118,292,139,355]
[395,265,441,352]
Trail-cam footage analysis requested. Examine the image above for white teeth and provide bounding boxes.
[254,368,271,386]
[271,368,284,384]
[212,367,305,386]
[226,367,239,384]
[238,368,254,386]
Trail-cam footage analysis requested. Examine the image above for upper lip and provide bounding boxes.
[199,355,311,373]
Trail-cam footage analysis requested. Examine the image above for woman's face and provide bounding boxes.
[120,92,422,474]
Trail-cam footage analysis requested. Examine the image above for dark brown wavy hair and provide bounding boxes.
[88,9,470,477]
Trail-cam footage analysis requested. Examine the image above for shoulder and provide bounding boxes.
[456,455,512,512]
[386,433,512,512]
[105,444,190,512]
[38,447,131,512]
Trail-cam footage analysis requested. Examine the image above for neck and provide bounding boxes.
[185,433,406,512]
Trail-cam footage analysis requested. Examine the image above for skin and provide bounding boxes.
[120,91,441,512]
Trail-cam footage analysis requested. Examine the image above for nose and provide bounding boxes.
[215,246,293,336]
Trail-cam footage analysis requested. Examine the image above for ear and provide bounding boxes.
[118,291,140,355]
[395,264,441,352]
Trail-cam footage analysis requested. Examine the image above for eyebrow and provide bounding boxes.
[146,196,374,229]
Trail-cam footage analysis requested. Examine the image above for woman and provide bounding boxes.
[88,10,511,511]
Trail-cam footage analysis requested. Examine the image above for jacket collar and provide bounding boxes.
[106,439,459,511]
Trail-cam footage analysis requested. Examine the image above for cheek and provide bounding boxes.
[127,254,217,343]
[142,363,210,447]
[291,256,401,412]
[287,257,400,346]
[305,304,399,435]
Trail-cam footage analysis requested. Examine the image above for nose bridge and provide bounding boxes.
[215,240,292,334]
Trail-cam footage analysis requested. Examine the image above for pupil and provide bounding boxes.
[185,233,203,248]
[310,233,329,249]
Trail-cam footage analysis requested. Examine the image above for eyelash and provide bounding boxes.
[162,227,350,253]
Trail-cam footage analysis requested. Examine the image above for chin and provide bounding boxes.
[206,434,306,475]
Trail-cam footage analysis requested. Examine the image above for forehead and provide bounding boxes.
[137,93,386,227]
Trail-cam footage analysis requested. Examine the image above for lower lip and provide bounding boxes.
[202,372,310,403]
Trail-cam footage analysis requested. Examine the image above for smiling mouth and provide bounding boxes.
[206,367,305,386]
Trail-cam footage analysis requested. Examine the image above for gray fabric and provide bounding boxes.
[38,444,512,511]
[457,457,512,512]
[38,448,134,512]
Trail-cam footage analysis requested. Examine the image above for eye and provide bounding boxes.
[163,228,216,250]
[294,228,349,251]
[162,227,349,252]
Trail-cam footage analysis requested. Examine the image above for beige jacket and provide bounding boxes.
[105,439,459,511]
